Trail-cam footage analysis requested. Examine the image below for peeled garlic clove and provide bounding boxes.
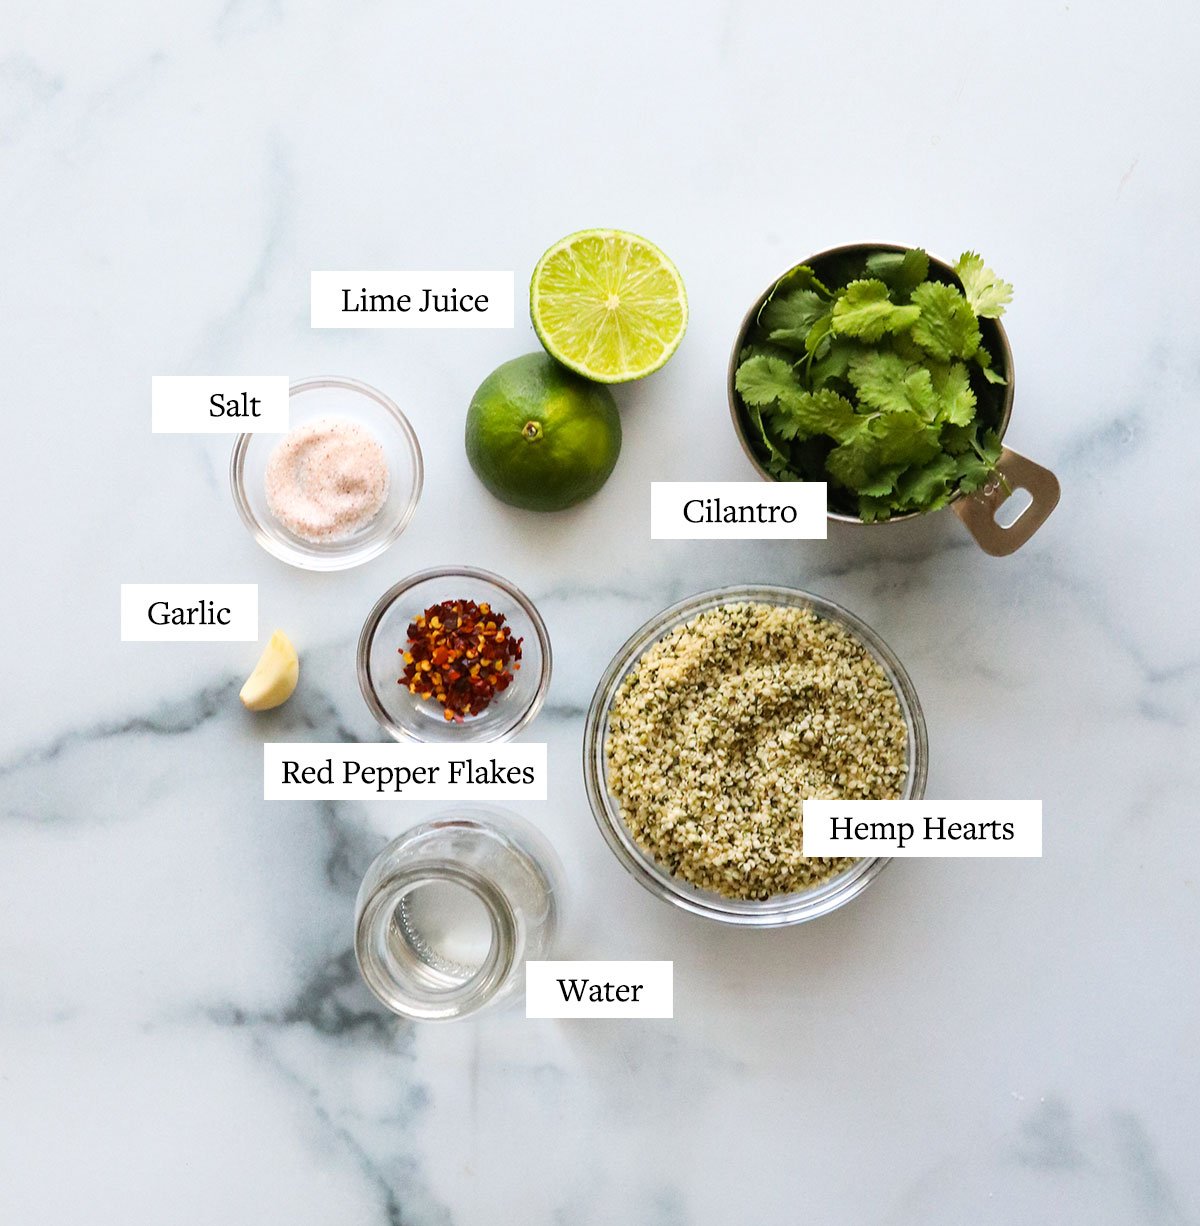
[240,630,299,711]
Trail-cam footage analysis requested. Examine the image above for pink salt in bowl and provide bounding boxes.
[230,376,423,571]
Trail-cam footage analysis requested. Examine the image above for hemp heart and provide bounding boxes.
[605,602,908,901]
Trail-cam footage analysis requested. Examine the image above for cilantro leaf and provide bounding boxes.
[930,361,977,425]
[761,264,833,307]
[940,422,977,455]
[847,351,937,419]
[831,280,921,341]
[865,248,929,298]
[770,388,860,443]
[922,489,956,513]
[857,466,908,497]
[899,368,937,417]
[870,409,942,466]
[857,495,896,523]
[954,251,1013,318]
[760,289,827,351]
[888,330,925,364]
[824,420,920,495]
[976,428,1004,465]
[735,354,801,407]
[825,434,905,496]
[737,341,792,367]
[809,338,856,389]
[898,248,930,293]
[767,459,799,481]
[975,345,1008,385]
[954,452,995,493]
[846,350,908,411]
[742,402,791,471]
[804,312,834,357]
[894,453,959,509]
[911,282,981,361]
[824,434,877,491]
[738,355,860,444]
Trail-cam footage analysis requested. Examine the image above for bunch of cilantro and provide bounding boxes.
[734,249,1013,521]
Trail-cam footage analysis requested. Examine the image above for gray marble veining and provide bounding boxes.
[3,1,1198,1222]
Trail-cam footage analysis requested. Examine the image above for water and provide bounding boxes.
[391,878,493,983]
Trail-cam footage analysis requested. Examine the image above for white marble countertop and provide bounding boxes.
[4,2,1198,1222]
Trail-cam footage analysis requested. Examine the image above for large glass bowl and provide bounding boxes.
[230,376,423,571]
[358,566,552,744]
[583,584,928,927]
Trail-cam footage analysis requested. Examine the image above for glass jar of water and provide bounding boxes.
[354,808,563,1021]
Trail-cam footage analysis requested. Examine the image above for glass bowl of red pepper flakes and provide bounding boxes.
[357,566,552,743]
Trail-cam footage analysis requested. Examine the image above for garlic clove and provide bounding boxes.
[240,630,299,711]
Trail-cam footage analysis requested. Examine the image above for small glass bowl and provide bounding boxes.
[358,566,552,744]
[583,584,928,927]
[354,807,564,1021]
[230,376,423,571]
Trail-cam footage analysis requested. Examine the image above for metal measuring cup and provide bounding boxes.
[727,243,1060,556]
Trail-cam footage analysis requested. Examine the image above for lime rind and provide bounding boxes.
[530,228,688,384]
[465,353,621,512]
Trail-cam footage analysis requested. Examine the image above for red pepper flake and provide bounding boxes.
[399,598,523,721]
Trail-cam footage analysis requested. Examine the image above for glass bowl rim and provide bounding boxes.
[357,565,553,744]
[582,583,929,927]
[229,374,424,572]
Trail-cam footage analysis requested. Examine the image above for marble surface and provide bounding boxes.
[3,2,1198,1222]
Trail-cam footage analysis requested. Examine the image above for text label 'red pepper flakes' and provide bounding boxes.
[401,599,522,721]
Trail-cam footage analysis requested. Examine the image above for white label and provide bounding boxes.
[525,961,673,1018]
[151,376,289,433]
[120,584,258,642]
[310,271,515,328]
[263,742,546,799]
[650,481,828,539]
[802,800,1042,857]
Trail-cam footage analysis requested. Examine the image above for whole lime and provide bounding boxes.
[465,353,621,511]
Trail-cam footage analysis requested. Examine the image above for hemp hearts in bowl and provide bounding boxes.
[584,587,928,925]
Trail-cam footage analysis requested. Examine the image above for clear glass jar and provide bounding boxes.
[354,808,563,1021]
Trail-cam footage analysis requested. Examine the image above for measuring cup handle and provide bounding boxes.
[952,447,1061,556]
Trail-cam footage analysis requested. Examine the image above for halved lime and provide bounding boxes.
[530,229,688,383]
